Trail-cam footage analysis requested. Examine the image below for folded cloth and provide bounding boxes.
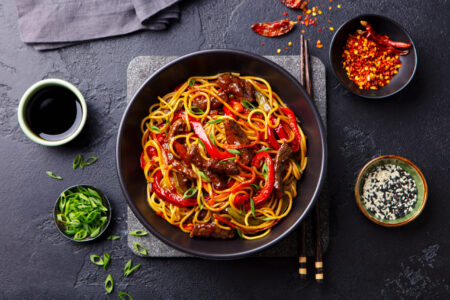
[14,0,181,50]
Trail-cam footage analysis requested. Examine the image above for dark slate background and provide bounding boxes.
[0,0,449,299]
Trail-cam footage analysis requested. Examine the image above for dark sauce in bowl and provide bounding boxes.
[25,86,82,141]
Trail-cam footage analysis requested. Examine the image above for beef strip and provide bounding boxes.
[274,142,293,198]
[216,73,255,103]
[190,223,236,239]
[192,96,222,111]
[223,119,254,165]
[167,118,187,141]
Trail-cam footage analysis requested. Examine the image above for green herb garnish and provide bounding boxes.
[295,161,303,174]
[129,230,148,237]
[46,171,62,180]
[189,79,196,87]
[261,217,274,221]
[188,106,205,115]
[209,132,215,145]
[123,259,141,277]
[103,252,110,270]
[256,147,272,153]
[90,254,104,266]
[106,235,120,240]
[80,156,98,169]
[73,154,82,169]
[56,186,108,241]
[149,124,161,133]
[133,241,148,256]
[250,197,256,217]
[236,227,243,238]
[219,157,236,164]
[251,184,261,190]
[226,149,241,155]
[105,274,114,294]
[118,292,133,300]
[242,100,256,110]
[262,162,268,180]
[207,118,224,124]
[198,171,210,182]
[182,187,198,199]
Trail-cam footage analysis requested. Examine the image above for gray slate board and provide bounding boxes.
[126,55,328,257]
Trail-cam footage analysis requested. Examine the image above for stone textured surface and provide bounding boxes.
[0,0,449,299]
[126,55,328,258]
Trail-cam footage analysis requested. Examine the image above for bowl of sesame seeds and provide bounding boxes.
[355,155,427,227]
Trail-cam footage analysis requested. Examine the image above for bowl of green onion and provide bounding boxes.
[54,185,111,242]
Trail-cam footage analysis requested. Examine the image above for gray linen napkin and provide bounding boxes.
[14,0,181,51]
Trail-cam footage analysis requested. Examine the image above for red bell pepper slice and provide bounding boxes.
[281,108,302,152]
[189,118,233,160]
[230,99,244,113]
[270,115,288,141]
[153,171,198,207]
[250,151,275,207]
[223,105,235,118]
[267,127,280,150]
[140,146,157,170]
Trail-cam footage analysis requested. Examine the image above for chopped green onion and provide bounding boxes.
[226,149,241,155]
[261,217,274,221]
[104,274,113,294]
[133,241,148,256]
[123,259,132,274]
[189,79,196,87]
[103,252,110,270]
[182,187,198,199]
[236,227,243,238]
[188,106,205,115]
[250,197,256,217]
[165,118,170,135]
[256,147,272,153]
[207,118,224,124]
[149,124,161,133]
[209,132,215,145]
[124,264,141,277]
[73,155,83,170]
[106,235,120,240]
[80,156,98,169]
[129,230,148,236]
[198,171,210,182]
[90,254,104,266]
[242,100,256,110]
[295,161,303,174]
[219,157,236,164]
[240,204,245,216]
[46,171,62,180]
[262,162,268,180]
[118,292,133,300]
[251,184,261,190]
[197,138,206,150]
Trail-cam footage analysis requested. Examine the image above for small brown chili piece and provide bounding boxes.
[251,19,297,37]
[280,0,307,10]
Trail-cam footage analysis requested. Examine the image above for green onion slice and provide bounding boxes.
[219,157,236,164]
[118,292,133,300]
[133,241,148,256]
[226,149,241,155]
[182,187,198,199]
[106,235,120,240]
[256,147,272,153]
[250,184,261,190]
[103,252,110,270]
[80,156,98,169]
[129,230,148,236]
[236,227,243,238]
[124,259,132,274]
[124,264,141,277]
[149,124,161,133]
[90,254,104,266]
[207,118,224,124]
[250,197,256,217]
[105,274,113,294]
[198,171,210,182]
[295,161,303,174]
[73,154,83,170]
[189,79,196,87]
[242,100,256,110]
[209,132,216,145]
[46,171,62,180]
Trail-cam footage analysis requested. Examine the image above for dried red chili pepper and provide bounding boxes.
[251,19,297,37]
[280,0,307,9]
[360,21,412,50]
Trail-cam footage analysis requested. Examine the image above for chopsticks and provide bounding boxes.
[298,35,323,283]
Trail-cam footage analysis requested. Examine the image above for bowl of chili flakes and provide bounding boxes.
[330,14,417,99]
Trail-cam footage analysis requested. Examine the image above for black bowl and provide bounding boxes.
[330,14,417,99]
[116,49,326,259]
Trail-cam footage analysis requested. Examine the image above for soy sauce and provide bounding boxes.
[26,86,82,141]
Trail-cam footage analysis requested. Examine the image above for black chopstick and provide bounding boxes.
[298,35,323,283]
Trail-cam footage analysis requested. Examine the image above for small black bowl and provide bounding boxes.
[54,184,112,242]
[330,14,417,99]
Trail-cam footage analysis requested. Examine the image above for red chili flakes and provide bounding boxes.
[283,12,288,16]
[342,34,402,90]
[316,40,323,48]
[284,47,289,50]
[261,42,265,46]
[318,29,322,33]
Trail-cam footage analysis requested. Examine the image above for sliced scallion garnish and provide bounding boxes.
[118,292,133,300]
[250,197,256,217]
[236,227,243,238]
[219,157,236,164]
[189,79,196,87]
[106,235,120,240]
[242,100,256,110]
[90,254,104,266]
[124,261,141,277]
[198,171,210,182]
[129,230,148,236]
[226,149,241,155]
[207,118,224,124]
[149,124,161,133]
[251,184,261,190]
[256,147,272,153]
[73,154,83,170]
[182,187,198,199]
[80,156,98,169]
[123,259,132,274]
[209,132,215,145]
[103,252,110,270]
[188,106,205,115]
[105,274,113,294]
[46,171,62,180]
[133,241,148,256]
